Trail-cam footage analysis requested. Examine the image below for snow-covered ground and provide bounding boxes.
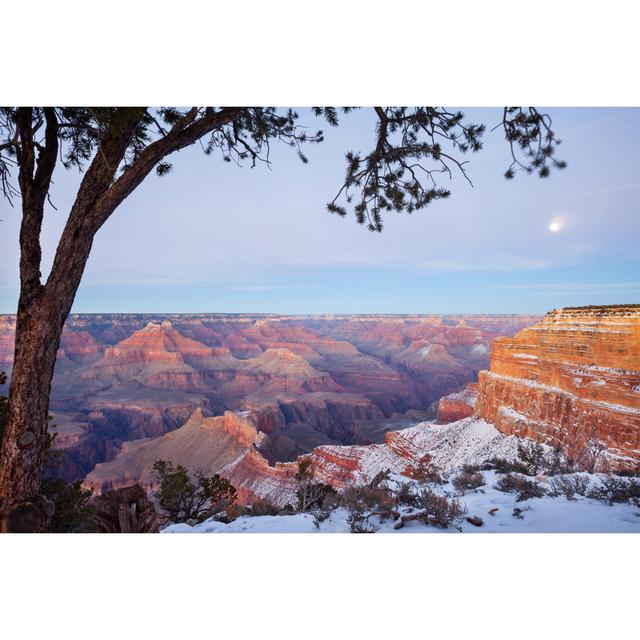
[163,470,640,534]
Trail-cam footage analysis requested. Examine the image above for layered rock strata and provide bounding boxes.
[476,305,640,471]
[84,409,263,494]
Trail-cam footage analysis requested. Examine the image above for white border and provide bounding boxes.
[1,1,638,637]
[1,534,638,639]
[3,0,640,105]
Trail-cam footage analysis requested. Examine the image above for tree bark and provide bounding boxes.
[0,295,64,531]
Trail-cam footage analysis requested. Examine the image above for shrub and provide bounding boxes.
[516,441,547,475]
[341,485,397,517]
[575,438,609,473]
[549,474,590,500]
[346,511,381,533]
[42,478,94,533]
[415,488,466,529]
[153,460,237,524]
[396,482,419,507]
[295,459,337,512]
[546,448,577,476]
[484,457,529,475]
[341,484,398,533]
[452,468,485,494]
[494,474,546,502]
[411,460,446,484]
[249,498,280,516]
[588,476,640,506]
[224,503,248,521]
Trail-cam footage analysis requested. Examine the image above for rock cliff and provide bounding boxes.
[476,305,640,471]
[436,383,478,423]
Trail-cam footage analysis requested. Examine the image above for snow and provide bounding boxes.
[162,470,640,534]
[470,344,488,357]
[413,419,521,471]
[513,353,538,361]
[498,406,530,423]
[442,387,476,403]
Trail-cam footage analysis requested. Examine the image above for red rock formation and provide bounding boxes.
[57,329,104,362]
[437,383,478,423]
[221,449,299,506]
[223,416,522,506]
[84,408,263,494]
[476,305,640,471]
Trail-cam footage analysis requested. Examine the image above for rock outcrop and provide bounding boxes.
[223,417,524,507]
[436,383,478,423]
[84,408,263,494]
[476,305,640,471]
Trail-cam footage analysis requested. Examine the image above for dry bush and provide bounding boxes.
[411,460,446,484]
[549,475,590,500]
[91,485,158,533]
[341,485,397,516]
[223,503,248,521]
[576,439,610,474]
[484,457,529,475]
[346,511,381,533]
[248,498,280,516]
[452,468,486,494]
[341,484,398,533]
[396,482,419,507]
[545,448,577,476]
[494,474,546,502]
[588,476,640,506]
[414,488,466,529]
[516,441,548,475]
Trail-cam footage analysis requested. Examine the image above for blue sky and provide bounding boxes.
[1,107,639,314]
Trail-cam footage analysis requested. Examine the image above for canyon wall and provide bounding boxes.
[476,305,640,471]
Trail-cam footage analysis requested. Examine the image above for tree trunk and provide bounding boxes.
[0,290,68,531]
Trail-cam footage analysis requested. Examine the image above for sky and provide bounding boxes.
[1,107,639,314]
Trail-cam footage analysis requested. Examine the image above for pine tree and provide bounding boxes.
[152,460,237,524]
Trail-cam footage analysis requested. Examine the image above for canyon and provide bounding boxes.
[0,313,537,483]
[79,305,640,505]
[3,305,637,505]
